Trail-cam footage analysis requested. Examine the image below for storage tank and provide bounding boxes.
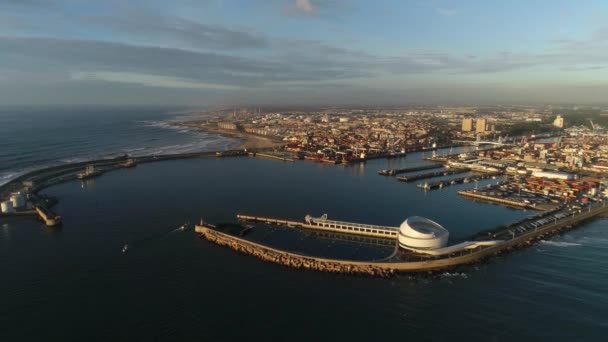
[398,216,449,251]
[1,200,14,214]
[10,192,26,208]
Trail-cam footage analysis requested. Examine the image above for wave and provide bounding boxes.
[0,138,239,186]
[0,114,238,187]
[439,272,468,279]
[539,240,582,247]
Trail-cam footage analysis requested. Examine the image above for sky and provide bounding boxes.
[2,0,608,106]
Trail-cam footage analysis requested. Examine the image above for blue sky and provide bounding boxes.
[2,0,608,105]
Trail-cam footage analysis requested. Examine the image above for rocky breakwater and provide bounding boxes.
[199,227,395,277]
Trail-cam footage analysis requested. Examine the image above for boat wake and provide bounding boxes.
[539,240,582,247]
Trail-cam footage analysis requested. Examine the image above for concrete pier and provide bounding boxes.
[248,152,296,162]
[199,202,608,276]
[397,168,469,182]
[458,190,538,209]
[418,172,502,191]
[237,214,399,239]
[378,164,443,176]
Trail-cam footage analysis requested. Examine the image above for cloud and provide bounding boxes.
[0,36,377,88]
[84,9,268,50]
[295,0,314,14]
[71,71,241,90]
[283,0,350,17]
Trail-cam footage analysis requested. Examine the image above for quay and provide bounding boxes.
[418,172,502,190]
[458,190,536,209]
[397,168,469,182]
[248,152,296,162]
[236,213,399,239]
[422,156,451,162]
[197,202,608,276]
[378,164,443,176]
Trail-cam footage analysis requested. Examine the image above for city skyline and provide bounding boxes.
[2,0,608,105]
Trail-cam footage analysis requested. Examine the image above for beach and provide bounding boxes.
[174,120,284,149]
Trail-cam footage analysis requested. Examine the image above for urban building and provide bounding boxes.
[462,118,473,131]
[476,118,487,133]
[553,115,564,128]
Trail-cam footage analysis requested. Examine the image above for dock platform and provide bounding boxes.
[378,164,443,176]
[237,214,399,239]
[397,168,469,182]
[418,172,502,190]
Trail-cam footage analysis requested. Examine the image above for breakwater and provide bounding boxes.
[197,202,608,276]
[197,225,395,277]
[0,148,279,200]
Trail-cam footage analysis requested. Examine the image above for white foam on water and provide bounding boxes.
[539,240,582,247]
[440,272,469,279]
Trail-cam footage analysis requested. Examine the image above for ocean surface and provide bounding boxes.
[1,108,607,341]
[0,106,239,185]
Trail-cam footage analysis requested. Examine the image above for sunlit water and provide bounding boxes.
[0,109,607,341]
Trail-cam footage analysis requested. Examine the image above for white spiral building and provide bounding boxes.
[398,216,449,251]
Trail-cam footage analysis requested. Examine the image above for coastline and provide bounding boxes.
[174,120,284,150]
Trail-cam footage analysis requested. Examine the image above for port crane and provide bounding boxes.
[588,119,599,131]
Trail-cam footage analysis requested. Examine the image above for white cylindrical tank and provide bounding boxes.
[1,200,14,214]
[398,216,449,250]
[10,192,26,208]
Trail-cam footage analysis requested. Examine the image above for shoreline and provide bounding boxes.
[174,120,284,150]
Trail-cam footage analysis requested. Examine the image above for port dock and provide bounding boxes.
[397,168,470,182]
[236,214,399,239]
[417,172,502,190]
[378,164,443,176]
[248,152,296,162]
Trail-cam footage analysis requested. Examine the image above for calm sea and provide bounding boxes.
[0,108,607,341]
[0,106,239,185]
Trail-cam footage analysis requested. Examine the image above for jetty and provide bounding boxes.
[378,164,443,176]
[248,152,296,162]
[417,172,502,190]
[197,202,608,276]
[236,214,399,239]
[397,168,469,182]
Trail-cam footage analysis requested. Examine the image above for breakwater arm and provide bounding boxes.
[197,203,608,276]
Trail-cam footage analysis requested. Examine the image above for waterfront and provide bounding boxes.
[1,151,607,340]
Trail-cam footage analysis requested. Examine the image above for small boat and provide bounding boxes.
[178,222,189,231]
[122,244,129,253]
[77,165,102,179]
[118,159,137,168]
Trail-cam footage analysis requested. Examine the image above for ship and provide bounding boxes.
[77,165,102,179]
[118,158,137,168]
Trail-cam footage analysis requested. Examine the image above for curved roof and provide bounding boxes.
[400,216,449,238]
